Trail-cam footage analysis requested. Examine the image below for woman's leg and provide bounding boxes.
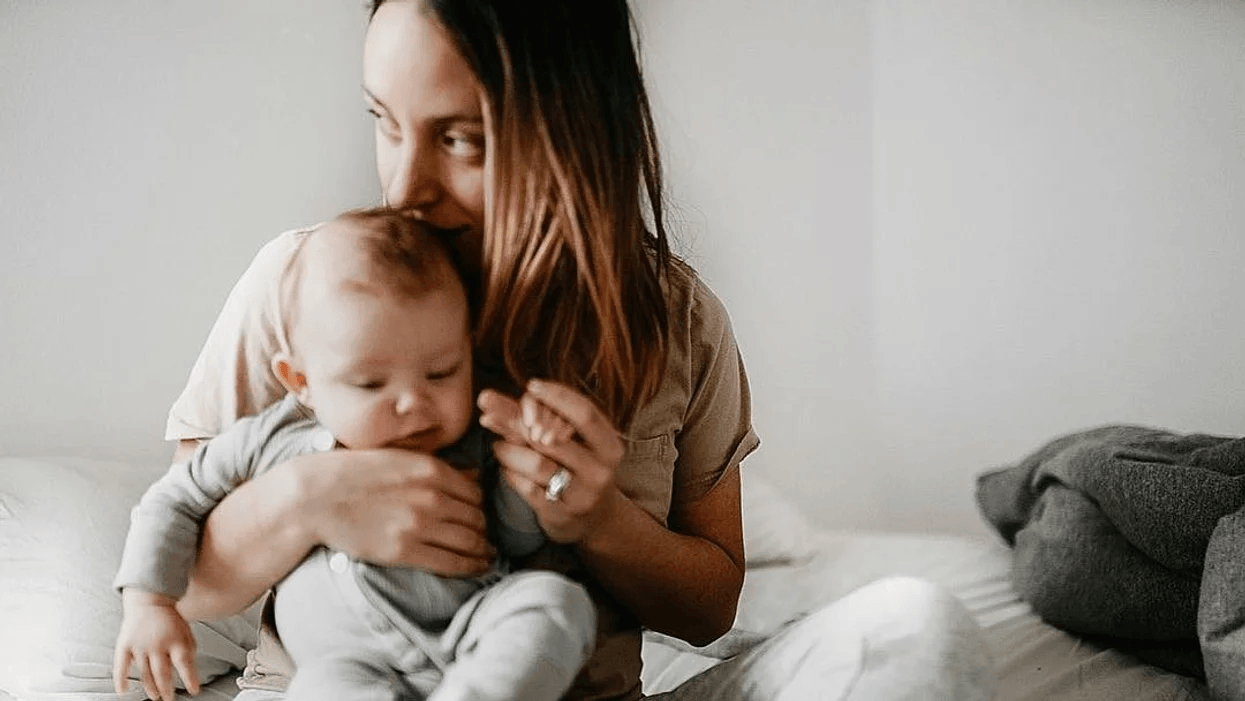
[647,576,996,701]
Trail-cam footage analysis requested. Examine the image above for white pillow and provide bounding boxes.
[0,456,259,700]
[740,470,822,567]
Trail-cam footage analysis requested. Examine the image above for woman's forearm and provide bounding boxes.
[178,463,315,622]
[577,478,746,646]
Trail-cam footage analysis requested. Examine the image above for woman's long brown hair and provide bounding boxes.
[370,0,673,429]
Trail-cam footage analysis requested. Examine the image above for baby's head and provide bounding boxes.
[272,208,473,452]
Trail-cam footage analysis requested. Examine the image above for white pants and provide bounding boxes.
[273,549,595,701]
[239,576,995,701]
[643,576,996,701]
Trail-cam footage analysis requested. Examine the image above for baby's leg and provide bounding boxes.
[429,571,596,701]
[277,549,441,700]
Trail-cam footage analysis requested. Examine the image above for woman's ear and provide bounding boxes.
[272,352,311,405]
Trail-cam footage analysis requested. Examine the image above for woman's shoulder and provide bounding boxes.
[164,223,323,440]
[247,224,320,276]
[225,224,323,307]
[663,258,737,346]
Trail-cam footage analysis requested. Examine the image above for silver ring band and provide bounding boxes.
[545,467,571,502]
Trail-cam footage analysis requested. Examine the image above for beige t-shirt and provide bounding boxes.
[168,227,760,701]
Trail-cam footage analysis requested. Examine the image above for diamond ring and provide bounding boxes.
[545,467,572,503]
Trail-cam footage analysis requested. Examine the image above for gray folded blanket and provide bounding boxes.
[975,425,1245,699]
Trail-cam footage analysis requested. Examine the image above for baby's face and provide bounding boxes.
[294,280,474,453]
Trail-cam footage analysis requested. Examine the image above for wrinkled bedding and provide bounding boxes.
[0,458,1214,700]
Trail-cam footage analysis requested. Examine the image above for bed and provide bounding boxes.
[0,456,1210,700]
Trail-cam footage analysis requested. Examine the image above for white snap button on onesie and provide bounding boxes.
[312,430,336,452]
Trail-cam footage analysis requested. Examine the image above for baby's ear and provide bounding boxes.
[271,352,310,403]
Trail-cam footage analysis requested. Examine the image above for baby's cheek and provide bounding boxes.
[335,406,390,450]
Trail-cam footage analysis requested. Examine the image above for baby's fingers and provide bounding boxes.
[149,652,176,701]
[538,411,575,446]
[112,645,133,694]
[172,642,200,696]
[137,654,159,701]
[521,395,574,446]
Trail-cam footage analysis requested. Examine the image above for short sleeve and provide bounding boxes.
[165,229,312,441]
[672,277,760,503]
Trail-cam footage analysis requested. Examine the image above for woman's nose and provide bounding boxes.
[385,140,442,211]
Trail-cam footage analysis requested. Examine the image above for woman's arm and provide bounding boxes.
[176,454,313,621]
[481,383,746,645]
[177,448,494,622]
[578,472,745,646]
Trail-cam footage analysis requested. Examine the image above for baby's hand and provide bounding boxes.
[113,589,200,700]
[519,393,576,447]
[478,389,576,449]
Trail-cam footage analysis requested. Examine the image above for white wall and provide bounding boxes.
[633,1,882,527]
[1,1,378,464]
[871,0,1245,533]
[6,1,1245,535]
[638,0,1245,534]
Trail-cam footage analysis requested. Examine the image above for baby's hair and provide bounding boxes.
[279,207,468,349]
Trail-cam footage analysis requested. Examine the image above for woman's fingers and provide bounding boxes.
[416,518,494,560]
[400,540,495,577]
[499,459,547,507]
[395,450,486,506]
[477,389,528,444]
[491,441,559,489]
[311,450,492,574]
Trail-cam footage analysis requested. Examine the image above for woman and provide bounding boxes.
[169,1,994,699]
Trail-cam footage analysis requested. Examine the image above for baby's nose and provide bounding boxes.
[394,391,423,415]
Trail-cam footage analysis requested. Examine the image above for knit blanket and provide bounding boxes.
[975,425,1245,699]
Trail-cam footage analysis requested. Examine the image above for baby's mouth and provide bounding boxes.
[387,428,439,452]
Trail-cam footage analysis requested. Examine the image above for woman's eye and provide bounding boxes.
[442,132,484,159]
[368,109,401,141]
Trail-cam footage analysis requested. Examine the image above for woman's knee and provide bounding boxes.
[846,576,966,624]
[808,576,985,655]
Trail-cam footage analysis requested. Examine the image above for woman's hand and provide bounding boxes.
[180,448,492,621]
[298,448,494,574]
[478,379,626,544]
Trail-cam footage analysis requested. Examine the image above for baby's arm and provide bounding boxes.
[112,413,268,699]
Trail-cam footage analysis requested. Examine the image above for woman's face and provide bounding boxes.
[363,2,486,249]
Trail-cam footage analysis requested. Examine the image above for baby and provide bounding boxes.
[112,208,595,701]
